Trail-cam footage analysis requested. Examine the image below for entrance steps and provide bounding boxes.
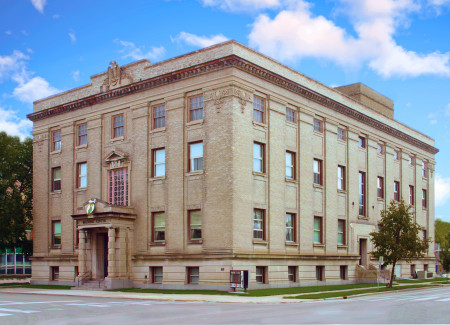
[72,279,106,291]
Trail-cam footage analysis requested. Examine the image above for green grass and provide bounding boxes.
[285,284,438,299]
[396,277,449,284]
[108,288,233,295]
[0,284,73,290]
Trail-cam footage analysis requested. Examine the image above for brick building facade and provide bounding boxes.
[27,41,437,289]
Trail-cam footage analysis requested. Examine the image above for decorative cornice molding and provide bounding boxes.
[27,55,438,154]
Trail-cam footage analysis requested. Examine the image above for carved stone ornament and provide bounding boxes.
[104,150,129,169]
[101,61,133,92]
[205,86,251,113]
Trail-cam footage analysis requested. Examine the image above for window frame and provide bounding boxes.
[337,165,345,190]
[409,155,415,165]
[285,213,296,243]
[316,266,324,281]
[359,172,366,216]
[51,266,60,281]
[377,143,384,155]
[337,219,346,246]
[77,123,87,146]
[253,95,265,123]
[358,136,366,149]
[188,141,204,172]
[313,216,323,244]
[112,114,125,139]
[313,159,323,185]
[151,266,163,284]
[288,266,297,282]
[108,167,129,206]
[409,185,415,205]
[337,127,346,141]
[152,104,166,129]
[52,167,62,191]
[52,130,61,151]
[377,176,384,199]
[422,161,427,178]
[422,189,427,208]
[52,220,61,247]
[152,212,166,242]
[187,266,199,284]
[152,148,166,178]
[313,118,323,133]
[253,142,265,173]
[77,162,87,189]
[285,151,296,180]
[394,150,400,160]
[188,95,204,122]
[188,210,202,241]
[255,266,266,284]
[253,209,265,240]
[394,181,400,201]
[286,108,296,123]
[340,265,348,280]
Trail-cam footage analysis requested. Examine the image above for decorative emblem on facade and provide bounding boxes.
[101,61,133,92]
[86,199,97,215]
[205,86,252,114]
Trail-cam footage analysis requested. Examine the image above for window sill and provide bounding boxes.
[313,243,325,247]
[313,184,324,189]
[358,147,367,151]
[286,120,297,126]
[313,130,324,136]
[50,246,61,250]
[150,241,165,246]
[150,176,166,182]
[188,239,202,244]
[422,207,428,211]
[187,119,203,126]
[337,139,346,143]
[253,239,268,245]
[422,176,428,181]
[74,188,87,193]
[337,189,347,194]
[285,241,299,247]
[252,171,266,177]
[285,178,297,183]
[150,127,166,134]
[252,121,267,128]
[186,171,204,177]
[75,144,87,150]
[358,215,369,220]
[50,150,61,155]
[50,191,62,196]
[337,245,348,248]
[377,197,385,201]
[110,136,124,143]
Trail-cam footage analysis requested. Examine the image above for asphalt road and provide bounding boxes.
[0,286,449,324]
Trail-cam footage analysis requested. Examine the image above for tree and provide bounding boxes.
[0,132,33,255]
[370,199,429,287]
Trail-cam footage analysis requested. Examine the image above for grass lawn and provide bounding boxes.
[109,288,232,295]
[396,277,449,284]
[285,284,438,299]
[0,284,73,290]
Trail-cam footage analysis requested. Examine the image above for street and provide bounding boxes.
[0,286,449,324]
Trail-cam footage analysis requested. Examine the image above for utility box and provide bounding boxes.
[230,270,248,289]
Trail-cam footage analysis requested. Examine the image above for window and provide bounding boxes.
[189,95,203,121]
[51,266,59,281]
[188,210,202,240]
[288,266,297,282]
[359,172,366,216]
[316,266,324,281]
[340,266,347,280]
[152,148,165,177]
[424,264,428,272]
[255,266,266,284]
[410,264,416,277]
[313,159,322,185]
[286,108,296,123]
[253,96,265,123]
[0,248,31,275]
[377,177,384,199]
[52,167,61,191]
[337,165,345,190]
[108,168,129,206]
[337,127,346,141]
[151,266,163,283]
[358,136,366,148]
[77,162,87,188]
[253,209,265,240]
[409,185,415,205]
[285,213,296,242]
[338,220,345,245]
[286,151,295,179]
[423,229,427,241]
[189,142,203,172]
[422,161,427,178]
[313,118,323,132]
[153,104,166,129]
[422,189,427,208]
[409,155,414,165]
[187,267,199,284]
[113,114,124,138]
[52,221,61,246]
[152,212,165,242]
[377,143,384,154]
[253,142,265,173]
[394,150,400,160]
[394,181,400,201]
[314,216,322,244]
[78,124,87,146]
[52,130,61,151]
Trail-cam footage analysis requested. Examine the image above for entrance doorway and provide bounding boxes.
[359,238,367,267]
[95,233,108,279]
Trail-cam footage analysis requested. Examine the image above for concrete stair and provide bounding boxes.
[72,279,106,291]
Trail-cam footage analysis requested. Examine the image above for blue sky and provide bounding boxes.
[1,0,450,222]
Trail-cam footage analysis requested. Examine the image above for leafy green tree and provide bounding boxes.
[0,132,33,255]
[435,218,450,248]
[370,199,429,287]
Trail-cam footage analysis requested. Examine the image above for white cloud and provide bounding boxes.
[115,39,166,62]
[428,0,450,6]
[72,70,80,82]
[13,76,59,103]
[248,0,450,78]
[202,0,281,12]
[5,30,12,35]
[435,173,450,207]
[0,107,32,140]
[30,0,47,14]
[0,51,29,81]
[53,14,62,19]
[69,30,76,44]
[172,32,229,48]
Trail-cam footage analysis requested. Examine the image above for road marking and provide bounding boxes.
[0,313,12,317]
[0,300,81,306]
[436,298,450,301]
[413,296,441,301]
[0,308,38,314]
[86,304,109,307]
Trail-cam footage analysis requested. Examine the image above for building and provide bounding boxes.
[27,41,438,289]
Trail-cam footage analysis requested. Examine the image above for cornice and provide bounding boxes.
[27,55,438,154]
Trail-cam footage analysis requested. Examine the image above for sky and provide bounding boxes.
[1,0,450,222]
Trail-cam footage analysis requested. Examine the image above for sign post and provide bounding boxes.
[378,256,384,289]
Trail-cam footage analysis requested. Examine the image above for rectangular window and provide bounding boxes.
[187,267,199,284]
[153,104,166,129]
[313,159,322,185]
[253,96,265,123]
[52,130,61,151]
[189,95,203,121]
[377,177,384,199]
[108,168,129,206]
[77,162,87,188]
[337,165,345,190]
[394,150,400,160]
[52,221,61,246]
[78,124,87,146]
[152,212,165,242]
[394,181,400,201]
[337,127,346,141]
[152,148,165,177]
[422,189,427,208]
[358,136,366,149]
[288,266,297,282]
[316,266,324,281]
[359,172,366,216]
[253,209,265,240]
[409,155,414,165]
[422,161,427,178]
[338,219,345,245]
[255,266,266,284]
[377,143,384,154]
[313,118,323,133]
[113,114,124,138]
[253,142,265,173]
[285,151,295,179]
[410,264,416,277]
[409,185,415,205]
[285,213,296,242]
[188,210,202,240]
[340,265,348,280]
[51,266,59,281]
[189,142,203,172]
[314,216,322,244]
[424,264,428,272]
[286,108,296,123]
[151,266,163,284]
[52,167,61,191]
[423,229,427,240]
